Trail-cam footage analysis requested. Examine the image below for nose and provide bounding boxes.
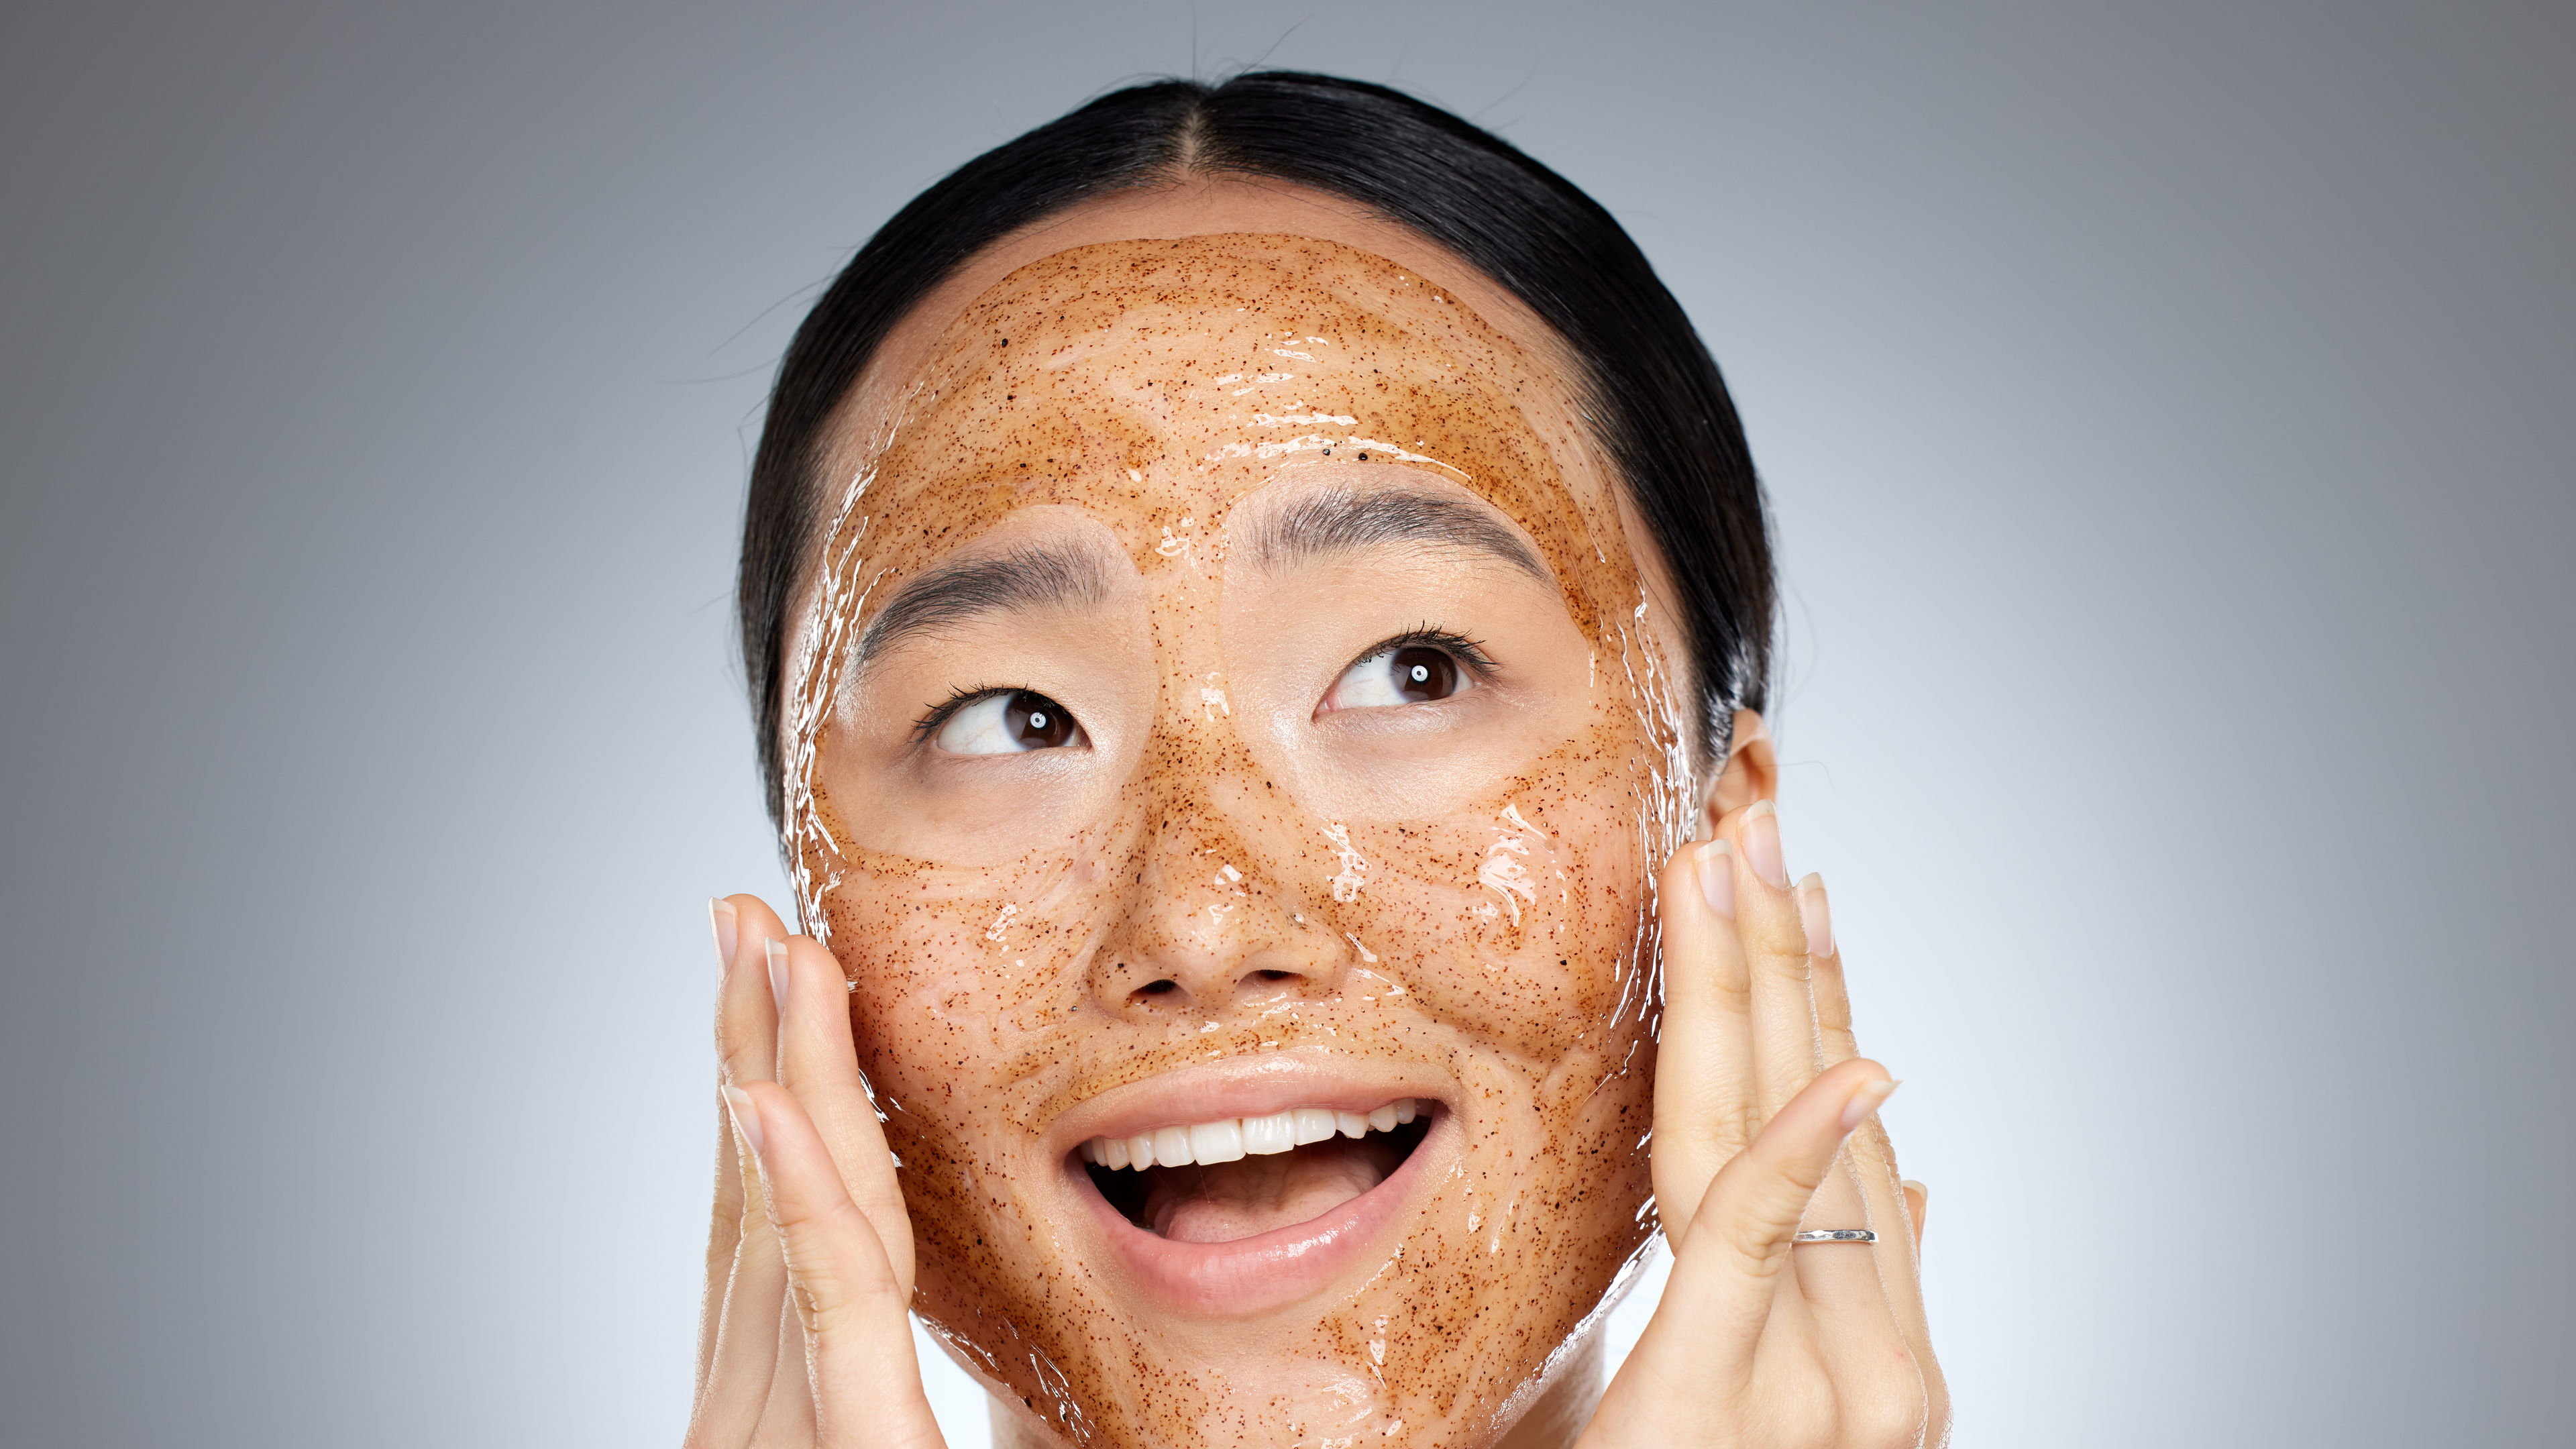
[1087,820,1347,1020]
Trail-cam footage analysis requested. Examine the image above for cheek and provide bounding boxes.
[820,848,1106,1106]
[817,847,1119,1345]
[1327,725,1657,1064]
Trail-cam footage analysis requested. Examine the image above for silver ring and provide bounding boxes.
[1792,1228,1878,1244]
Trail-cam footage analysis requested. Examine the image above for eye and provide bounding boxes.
[1322,642,1477,712]
[932,690,1088,754]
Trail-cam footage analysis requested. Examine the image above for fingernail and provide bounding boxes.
[1841,1077,1900,1132]
[1695,840,1735,918]
[722,1084,765,1155]
[765,938,790,1018]
[1796,873,1833,957]
[1742,800,1789,889]
[708,898,739,979]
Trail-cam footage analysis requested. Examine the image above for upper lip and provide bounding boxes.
[1044,1050,1451,1155]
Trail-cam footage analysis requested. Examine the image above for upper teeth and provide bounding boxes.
[1080,1098,1424,1171]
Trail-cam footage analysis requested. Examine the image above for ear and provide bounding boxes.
[1700,708,1775,839]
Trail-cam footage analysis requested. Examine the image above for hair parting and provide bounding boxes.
[739,71,1776,826]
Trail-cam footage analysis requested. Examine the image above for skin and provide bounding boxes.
[686,180,1947,1448]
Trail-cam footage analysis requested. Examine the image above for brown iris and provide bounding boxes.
[1390,646,1460,703]
[1004,690,1080,748]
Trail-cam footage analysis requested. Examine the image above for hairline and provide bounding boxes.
[783,215,1709,762]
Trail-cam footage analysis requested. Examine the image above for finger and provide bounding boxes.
[692,1095,788,1447]
[1730,800,1825,1124]
[759,932,890,1444]
[1651,837,1758,1251]
[698,902,746,1392]
[1798,878,1917,1275]
[688,1090,752,1444]
[1791,1152,1927,1444]
[775,933,914,1301]
[759,1291,820,1443]
[1782,875,1896,1312]
[1650,1058,1897,1395]
[1727,808,1939,1428]
[1796,874,1944,1419]
[1800,875,1858,1070]
[697,1091,745,1383]
[1837,1112,1949,1434]
[1754,952,1902,1390]
[718,894,792,1091]
[690,896,796,1446]
[1904,1179,1928,1248]
[728,1082,948,1449]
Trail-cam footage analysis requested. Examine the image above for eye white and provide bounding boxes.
[935,693,1025,754]
[1330,651,1411,710]
[933,692,1081,755]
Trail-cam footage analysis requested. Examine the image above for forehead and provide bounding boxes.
[825,233,1631,608]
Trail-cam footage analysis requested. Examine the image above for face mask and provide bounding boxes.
[782,234,1695,1447]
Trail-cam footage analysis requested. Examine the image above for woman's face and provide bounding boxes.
[784,219,1697,1448]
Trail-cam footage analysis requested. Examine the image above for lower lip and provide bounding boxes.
[1068,1114,1443,1319]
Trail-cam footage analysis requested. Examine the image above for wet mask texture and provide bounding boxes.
[782,236,1699,1447]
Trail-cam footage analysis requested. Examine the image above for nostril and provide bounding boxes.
[1237,968,1308,999]
[1129,979,1180,1006]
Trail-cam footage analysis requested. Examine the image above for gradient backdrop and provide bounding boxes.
[4,3,2570,1444]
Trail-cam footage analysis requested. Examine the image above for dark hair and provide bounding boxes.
[739,71,1773,825]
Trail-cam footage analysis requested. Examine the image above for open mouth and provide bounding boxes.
[1079,1099,1434,1244]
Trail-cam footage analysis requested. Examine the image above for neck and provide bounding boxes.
[983,1335,1605,1449]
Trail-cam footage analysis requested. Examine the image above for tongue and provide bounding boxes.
[1144,1137,1403,1243]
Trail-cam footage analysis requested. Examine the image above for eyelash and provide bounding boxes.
[1350,625,1501,683]
[906,627,1496,741]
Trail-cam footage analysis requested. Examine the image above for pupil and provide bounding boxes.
[1006,690,1075,748]
[1391,646,1456,703]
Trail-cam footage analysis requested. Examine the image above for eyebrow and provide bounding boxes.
[851,543,1113,675]
[1246,484,1551,584]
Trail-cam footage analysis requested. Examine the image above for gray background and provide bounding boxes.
[4,2,2569,1444]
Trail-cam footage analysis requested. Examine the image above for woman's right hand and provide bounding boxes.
[685,894,947,1449]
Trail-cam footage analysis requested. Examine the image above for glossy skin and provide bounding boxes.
[689,181,1945,1449]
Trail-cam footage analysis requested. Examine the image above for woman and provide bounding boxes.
[690,72,1945,1448]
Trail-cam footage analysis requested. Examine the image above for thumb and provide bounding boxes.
[727,1083,947,1449]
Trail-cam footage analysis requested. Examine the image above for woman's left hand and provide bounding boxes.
[1578,800,1949,1448]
